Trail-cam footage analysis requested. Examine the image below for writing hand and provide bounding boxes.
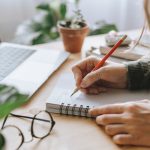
[72,56,128,94]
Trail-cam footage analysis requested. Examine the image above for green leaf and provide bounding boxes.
[49,31,59,39]
[36,3,50,11]
[31,33,50,45]
[30,21,43,32]
[32,33,47,45]
[46,10,57,27]
[15,1,68,45]
[60,3,67,20]
[0,85,29,119]
[0,133,5,149]
[30,13,54,32]
[90,24,118,36]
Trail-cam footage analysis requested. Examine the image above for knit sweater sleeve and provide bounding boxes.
[126,55,150,90]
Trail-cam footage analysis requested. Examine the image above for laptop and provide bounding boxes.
[0,43,69,96]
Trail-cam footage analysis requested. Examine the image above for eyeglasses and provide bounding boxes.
[0,110,55,150]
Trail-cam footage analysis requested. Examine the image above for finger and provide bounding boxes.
[79,88,99,94]
[105,124,128,136]
[86,87,107,95]
[113,134,133,145]
[80,69,102,88]
[79,88,88,94]
[72,56,99,87]
[72,66,82,87]
[87,88,99,95]
[96,114,125,125]
[73,56,99,71]
[89,104,125,116]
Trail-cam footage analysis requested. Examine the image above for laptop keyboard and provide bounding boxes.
[0,46,35,81]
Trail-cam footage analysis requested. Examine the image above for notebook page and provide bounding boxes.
[46,73,150,109]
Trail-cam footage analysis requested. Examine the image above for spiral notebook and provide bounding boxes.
[46,74,150,117]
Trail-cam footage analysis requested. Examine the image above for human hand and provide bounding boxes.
[89,100,150,146]
[72,56,128,94]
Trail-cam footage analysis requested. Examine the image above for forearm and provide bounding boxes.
[126,56,150,90]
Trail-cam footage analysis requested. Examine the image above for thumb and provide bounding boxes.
[80,69,102,88]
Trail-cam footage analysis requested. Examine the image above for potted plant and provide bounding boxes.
[58,10,89,53]
[14,1,118,46]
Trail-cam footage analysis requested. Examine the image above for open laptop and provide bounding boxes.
[0,43,69,96]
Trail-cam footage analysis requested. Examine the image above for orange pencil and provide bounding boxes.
[70,35,127,96]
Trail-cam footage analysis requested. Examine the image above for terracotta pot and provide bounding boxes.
[58,24,89,53]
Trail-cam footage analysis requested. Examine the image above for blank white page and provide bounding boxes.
[46,73,150,108]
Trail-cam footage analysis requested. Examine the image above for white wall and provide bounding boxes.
[0,0,144,42]
[77,0,144,30]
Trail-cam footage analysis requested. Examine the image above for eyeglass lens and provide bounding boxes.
[1,125,24,150]
[32,111,54,139]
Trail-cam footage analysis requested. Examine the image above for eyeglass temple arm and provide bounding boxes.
[10,113,51,123]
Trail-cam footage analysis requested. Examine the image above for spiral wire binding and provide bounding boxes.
[85,106,90,117]
[65,104,71,115]
[79,105,83,116]
[59,103,90,117]
[60,103,64,114]
[72,104,77,116]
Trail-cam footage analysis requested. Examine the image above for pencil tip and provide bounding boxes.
[70,91,76,97]
[70,88,78,97]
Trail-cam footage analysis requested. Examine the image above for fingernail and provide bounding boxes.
[81,81,87,88]
[96,117,103,125]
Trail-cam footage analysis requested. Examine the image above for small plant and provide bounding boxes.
[59,10,86,29]
[58,9,89,53]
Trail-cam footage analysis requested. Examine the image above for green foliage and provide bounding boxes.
[89,21,118,36]
[0,85,29,119]
[14,1,67,45]
[60,3,67,20]
[14,1,118,45]
[0,133,5,150]
[36,3,50,11]
[0,85,29,148]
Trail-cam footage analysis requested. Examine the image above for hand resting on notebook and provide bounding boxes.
[72,55,150,146]
[89,100,150,147]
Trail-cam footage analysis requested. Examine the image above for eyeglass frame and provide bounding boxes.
[0,110,56,149]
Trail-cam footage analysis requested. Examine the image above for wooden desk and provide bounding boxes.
[4,30,150,150]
